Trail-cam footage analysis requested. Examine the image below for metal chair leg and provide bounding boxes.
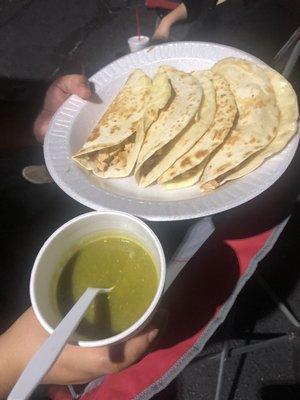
[214,340,230,400]
[256,275,300,328]
[195,333,293,364]
[213,312,235,400]
[68,385,80,399]
[196,272,299,400]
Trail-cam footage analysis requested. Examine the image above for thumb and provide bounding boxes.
[56,74,92,100]
[113,309,168,371]
[117,326,159,369]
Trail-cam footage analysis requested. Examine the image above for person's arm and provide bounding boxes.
[152,3,188,41]
[152,1,210,41]
[0,308,160,398]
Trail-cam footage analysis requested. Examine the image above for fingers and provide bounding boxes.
[152,31,169,41]
[33,74,91,142]
[95,326,159,375]
[103,309,168,374]
[103,309,169,374]
[121,327,159,367]
[54,74,91,100]
[45,309,167,384]
[150,37,169,46]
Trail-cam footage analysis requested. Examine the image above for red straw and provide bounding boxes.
[135,6,141,41]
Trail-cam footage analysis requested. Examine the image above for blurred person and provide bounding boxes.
[152,0,219,42]
[152,0,299,62]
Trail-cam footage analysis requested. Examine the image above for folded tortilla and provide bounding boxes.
[213,65,299,185]
[135,66,203,187]
[144,72,216,189]
[160,71,237,189]
[73,70,171,178]
[200,58,280,191]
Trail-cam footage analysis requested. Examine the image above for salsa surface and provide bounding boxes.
[56,234,158,340]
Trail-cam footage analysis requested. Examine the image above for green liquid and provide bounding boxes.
[56,234,158,340]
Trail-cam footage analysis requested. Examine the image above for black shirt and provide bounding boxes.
[181,0,300,64]
[183,0,216,21]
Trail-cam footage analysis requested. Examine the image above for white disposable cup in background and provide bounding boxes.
[128,35,150,53]
[30,211,166,348]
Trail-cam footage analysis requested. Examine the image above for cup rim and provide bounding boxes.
[30,210,166,347]
[128,35,150,43]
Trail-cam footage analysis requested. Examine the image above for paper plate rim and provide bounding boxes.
[44,41,299,221]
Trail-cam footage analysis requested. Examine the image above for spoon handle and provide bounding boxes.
[8,288,102,400]
[164,217,215,292]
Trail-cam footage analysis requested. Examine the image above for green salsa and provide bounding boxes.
[55,234,158,340]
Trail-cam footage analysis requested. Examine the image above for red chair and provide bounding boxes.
[145,0,178,11]
[146,0,179,19]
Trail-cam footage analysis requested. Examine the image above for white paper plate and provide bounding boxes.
[44,42,299,221]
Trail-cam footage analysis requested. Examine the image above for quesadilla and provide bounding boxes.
[214,65,299,185]
[135,66,203,187]
[73,70,171,178]
[200,58,279,191]
[160,70,237,189]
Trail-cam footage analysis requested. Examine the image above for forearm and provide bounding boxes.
[161,3,188,28]
[0,333,20,399]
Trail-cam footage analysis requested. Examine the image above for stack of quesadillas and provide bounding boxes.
[73,58,299,192]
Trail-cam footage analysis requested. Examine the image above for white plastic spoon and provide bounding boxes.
[8,287,113,400]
